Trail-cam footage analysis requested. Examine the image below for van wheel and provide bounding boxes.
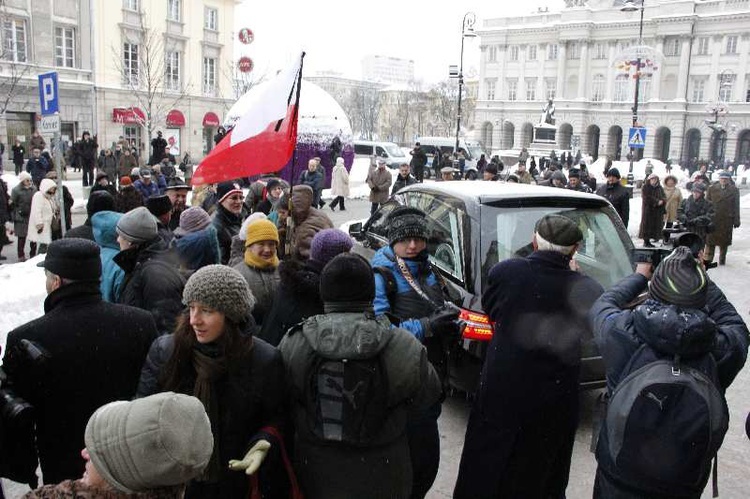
[424,169,432,179]
[465,171,477,181]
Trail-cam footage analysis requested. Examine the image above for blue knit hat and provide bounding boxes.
[309,229,353,266]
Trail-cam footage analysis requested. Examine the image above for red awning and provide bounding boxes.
[112,107,145,124]
[166,109,186,127]
[202,112,220,127]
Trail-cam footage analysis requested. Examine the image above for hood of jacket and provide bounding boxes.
[173,226,221,270]
[91,210,123,250]
[632,299,717,358]
[301,312,393,360]
[291,185,313,222]
[39,178,56,195]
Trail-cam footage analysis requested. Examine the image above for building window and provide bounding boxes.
[664,38,680,57]
[691,78,706,103]
[617,41,631,53]
[204,7,218,30]
[165,51,180,91]
[2,18,27,63]
[593,43,607,60]
[545,78,556,100]
[638,77,651,102]
[485,79,496,100]
[614,74,629,102]
[203,56,217,96]
[507,79,518,101]
[488,45,497,63]
[592,74,605,102]
[547,44,558,60]
[527,44,537,61]
[123,0,139,11]
[697,37,709,56]
[54,26,75,68]
[167,0,181,22]
[509,45,519,62]
[718,73,735,102]
[123,42,139,86]
[525,78,536,101]
[726,35,738,55]
[746,75,750,102]
[567,42,580,59]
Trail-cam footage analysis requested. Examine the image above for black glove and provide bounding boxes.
[421,307,460,339]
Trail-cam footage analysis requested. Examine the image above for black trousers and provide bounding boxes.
[330,196,346,210]
[407,402,441,499]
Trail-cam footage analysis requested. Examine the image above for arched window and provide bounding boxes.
[614,74,629,102]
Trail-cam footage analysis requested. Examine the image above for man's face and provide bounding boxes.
[377,162,386,171]
[442,171,453,181]
[719,177,729,187]
[692,190,703,200]
[569,177,580,188]
[307,162,317,172]
[32,149,40,158]
[124,149,131,156]
[399,165,410,177]
[483,171,494,181]
[167,189,188,210]
[552,178,564,187]
[607,175,618,185]
[98,178,108,186]
[45,270,61,295]
[518,164,526,172]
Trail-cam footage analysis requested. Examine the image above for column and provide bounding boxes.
[537,43,546,100]
[736,35,750,99]
[557,42,567,99]
[651,37,664,100]
[675,36,693,101]
[577,42,589,99]
[605,41,617,101]
[707,35,722,101]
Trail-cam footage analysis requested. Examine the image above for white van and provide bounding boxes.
[416,136,487,179]
[353,140,408,169]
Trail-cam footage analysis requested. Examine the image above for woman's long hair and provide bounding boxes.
[160,310,254,393]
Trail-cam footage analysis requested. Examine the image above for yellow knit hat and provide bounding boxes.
[245,219,279,247]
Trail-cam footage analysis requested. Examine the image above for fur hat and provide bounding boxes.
[692,182,707,193]
[146,195,173,218]
[535,214,582,246]
[649,246,708,309]
[245,219,279,247]
[309,229,353,266]
[182,265,255,323]
[84,392,213,493]
[87,191,116,219]
[387,206,427,245]
[116,206,158,244]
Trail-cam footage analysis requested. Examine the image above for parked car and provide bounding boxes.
[349,181,635,393]
[353,140,408,169]
[416,137,486,180]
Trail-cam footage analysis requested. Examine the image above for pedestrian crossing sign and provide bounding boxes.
[628,127,646,149]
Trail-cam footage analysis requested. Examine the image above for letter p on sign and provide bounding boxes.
[38,72,59,116]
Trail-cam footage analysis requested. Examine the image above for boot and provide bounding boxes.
[719,249,726,266]
[703,259,718,270]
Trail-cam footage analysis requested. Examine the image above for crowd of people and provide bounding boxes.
[0,134,747,499]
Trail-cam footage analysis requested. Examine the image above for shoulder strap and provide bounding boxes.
[373,266,398,307]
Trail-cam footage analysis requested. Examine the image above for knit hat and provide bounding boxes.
[606,168,621,179]
[87,191,116,218]
[692,182,707,193]
[309,228,353,266]
[239,213,268,241]
[245,219,279,247]
[182,265,255,323]
[265,178,282,193]
[320,253,375,305]
[38,238,101,281]
[84,392,213,494]
[387,206,428,245]
[146,195,173,217]
[568,169,581,179]
[120,176,133,186]
[130,167,141,177]
[96,171,109,182]
[649,246,708,309]
[216,181,243,203]
[18,171,32,183]
[165,177,191,191]
[174,207,211,236]
[535,214,583,246]
[116,206,158,244]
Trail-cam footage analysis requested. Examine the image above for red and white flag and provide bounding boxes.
[191,53,304,185]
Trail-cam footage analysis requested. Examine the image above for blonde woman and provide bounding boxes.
[28,178,61,253]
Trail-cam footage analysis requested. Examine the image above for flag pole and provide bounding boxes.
[288,52,305,193]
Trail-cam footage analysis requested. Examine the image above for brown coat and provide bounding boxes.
[289,185,334,260]
[638,182,666,240]
[367,166,392,204]
[663,185,683,223]
[23,479,183,498]
[706,182,740,247]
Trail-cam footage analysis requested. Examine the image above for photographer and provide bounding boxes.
[371,206,459,499]
[678,182,715,250]
[454,215,604,499]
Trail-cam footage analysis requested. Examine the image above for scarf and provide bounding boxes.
[244,248,279,269]
[192,347,227,482]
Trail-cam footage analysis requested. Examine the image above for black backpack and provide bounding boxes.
[303,353,390,447]
[604,344,729,495]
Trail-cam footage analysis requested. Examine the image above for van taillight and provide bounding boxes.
[459,308,494,341]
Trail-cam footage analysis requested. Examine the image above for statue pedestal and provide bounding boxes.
[533,123,557,143]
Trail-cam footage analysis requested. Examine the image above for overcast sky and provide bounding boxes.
[235,0,556,84]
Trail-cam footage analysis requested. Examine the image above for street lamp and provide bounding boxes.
[454,12,477,167]
[621,0,645,185]
[706,69,733,167]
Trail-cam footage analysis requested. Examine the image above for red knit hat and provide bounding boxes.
[120,176,133,186]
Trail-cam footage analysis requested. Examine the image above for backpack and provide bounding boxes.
[604,344,729,494]
[303,350,390,447]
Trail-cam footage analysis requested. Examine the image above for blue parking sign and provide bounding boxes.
[628,127,646,149]
[38,72,59,116]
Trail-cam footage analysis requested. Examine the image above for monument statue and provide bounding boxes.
[541,98,556,126]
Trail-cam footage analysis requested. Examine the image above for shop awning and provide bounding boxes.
[166,109,186,127]
[112,107,145,124]
[202,112,221,127]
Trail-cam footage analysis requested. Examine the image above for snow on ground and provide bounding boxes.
[0,255,47,352]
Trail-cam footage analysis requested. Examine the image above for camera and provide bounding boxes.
[630,223,708,269]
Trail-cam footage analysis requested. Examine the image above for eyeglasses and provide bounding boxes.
[228,195,244,201]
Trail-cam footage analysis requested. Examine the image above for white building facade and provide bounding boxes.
[362,54,415,85]
[474,0,750,167]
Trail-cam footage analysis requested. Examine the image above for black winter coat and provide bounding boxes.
[77,138,98,165]
[596,182,630,227]
[2,282,158,484]
[259,259,324,346]
[211,204,243,265]
[455,251,604,499]
[136,333,288,499]
[677,195,714,242]
[638,182,666,240]
[391,174,417,195]
[114,239,185,334]
[589,274,748,497]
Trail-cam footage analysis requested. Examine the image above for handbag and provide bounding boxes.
[50,212,61,232]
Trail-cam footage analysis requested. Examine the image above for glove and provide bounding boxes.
[421,307,460,339]
[228,439,271,475]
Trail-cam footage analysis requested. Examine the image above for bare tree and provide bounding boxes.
[0,5,31,116]
[428,81,460,137]
[350,86,381,140]
[111,15,190,144]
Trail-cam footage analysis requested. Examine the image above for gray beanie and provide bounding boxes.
[182,265,255,323]
[116,206,158,244]
[84,392,213,493]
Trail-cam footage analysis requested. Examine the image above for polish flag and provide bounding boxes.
[191,53,304,185]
